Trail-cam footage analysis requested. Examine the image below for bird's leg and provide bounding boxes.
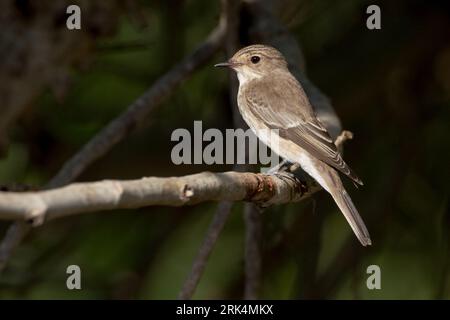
[265,159,302,188]
[266,159,293,174]
[257,160,304,210]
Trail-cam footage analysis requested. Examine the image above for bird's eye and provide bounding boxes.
[250,56,260,64]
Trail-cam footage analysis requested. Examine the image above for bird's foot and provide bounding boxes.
[266,160,294,174]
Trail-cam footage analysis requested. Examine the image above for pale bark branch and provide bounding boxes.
[0,171,319,223]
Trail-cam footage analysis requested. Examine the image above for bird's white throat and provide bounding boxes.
[236,69,263,85]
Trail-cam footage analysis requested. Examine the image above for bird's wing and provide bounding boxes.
[243,75,363,185]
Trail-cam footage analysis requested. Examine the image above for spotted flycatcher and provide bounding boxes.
[215,44,371,246]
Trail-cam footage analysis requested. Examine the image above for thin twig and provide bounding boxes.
[244,204,262,299]
[0,222,31,272]
[335,130,353,154]
[178,201,234,299]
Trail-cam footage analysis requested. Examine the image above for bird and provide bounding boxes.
[215,44,371,246]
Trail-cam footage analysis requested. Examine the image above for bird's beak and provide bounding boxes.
[214,62,231,68]
[214,59,241,68]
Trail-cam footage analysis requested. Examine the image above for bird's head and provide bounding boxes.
[215,44,288,84]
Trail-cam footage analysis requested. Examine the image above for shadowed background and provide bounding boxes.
[0,0,449,299]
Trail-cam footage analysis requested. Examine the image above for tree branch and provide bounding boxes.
[0,222,31,272]
[244,203,263,299]
[0,171,319,223]
[178,201,234,299]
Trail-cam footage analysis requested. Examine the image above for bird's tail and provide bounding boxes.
[330,189,372,246]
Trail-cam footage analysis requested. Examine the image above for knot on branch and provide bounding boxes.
[24,196,47,227]
[180,184,195,202]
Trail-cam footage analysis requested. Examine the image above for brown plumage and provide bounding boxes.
[215,44,371,246]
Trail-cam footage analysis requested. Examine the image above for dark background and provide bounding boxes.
[0,0,449,299]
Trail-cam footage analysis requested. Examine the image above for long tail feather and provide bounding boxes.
[331,189,372,246]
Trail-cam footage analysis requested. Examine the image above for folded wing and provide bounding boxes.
[244,74,363,186]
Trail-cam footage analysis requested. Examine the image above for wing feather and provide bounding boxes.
[243,74,363,185]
